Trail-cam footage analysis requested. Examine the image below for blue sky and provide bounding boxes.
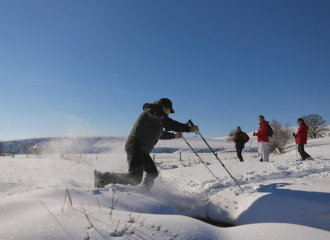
[0,0,329,139]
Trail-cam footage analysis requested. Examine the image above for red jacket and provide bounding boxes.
[256,121,269,142]
[296,123,309,145]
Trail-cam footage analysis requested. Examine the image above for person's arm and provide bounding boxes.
[295,126,301,138]
[255,123,267,137]
[233,133,236,143]
[243,132,250,143]
[159,131,175,140]
[161,115,191,133]
[148,108,191,132]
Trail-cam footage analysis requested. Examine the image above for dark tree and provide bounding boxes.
[23,143,35,154]
[302,114,329,139]
[0,142,4,155]
[269,119,293,154]
[226,129,236,143]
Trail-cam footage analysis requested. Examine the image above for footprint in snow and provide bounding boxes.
[92,189,102,194]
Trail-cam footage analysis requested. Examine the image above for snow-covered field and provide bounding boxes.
[1,135,330,239]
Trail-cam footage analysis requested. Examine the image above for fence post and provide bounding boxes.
[179,152,182,161]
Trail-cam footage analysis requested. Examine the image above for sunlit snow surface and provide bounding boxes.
[0,135,330,239]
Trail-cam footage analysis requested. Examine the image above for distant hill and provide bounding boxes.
[1,125,328,155]
[0,135,237,154]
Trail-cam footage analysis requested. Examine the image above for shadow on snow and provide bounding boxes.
[237,183,330,232]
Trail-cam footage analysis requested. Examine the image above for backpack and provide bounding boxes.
[267,124,273,137]
[244,132,250,143]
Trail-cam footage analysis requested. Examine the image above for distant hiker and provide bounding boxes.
[233,126,249,162]
[94,98,199,191]
[253,115,270,162]
[293,118,311,161]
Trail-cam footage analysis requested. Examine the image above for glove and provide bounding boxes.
[292,133,295,137]
[253,132,256,136]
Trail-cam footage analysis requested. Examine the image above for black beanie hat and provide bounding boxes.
[159,98,175,113]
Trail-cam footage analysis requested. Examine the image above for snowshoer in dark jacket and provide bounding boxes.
[293,118,311,160]
[233,126,249,162]
[94,98,199,191]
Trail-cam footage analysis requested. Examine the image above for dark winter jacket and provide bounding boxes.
[256,121,270,142]
[295,123,309,145]
[128,102,191,153]
[233,131,249,149]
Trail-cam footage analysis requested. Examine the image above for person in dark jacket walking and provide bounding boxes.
[293,118,311,160]
[94,98,199,191]
[253,115,270,162]
[233,126,249,162]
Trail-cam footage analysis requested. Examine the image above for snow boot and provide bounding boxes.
[94,170,105,188]
[260,158,263,162]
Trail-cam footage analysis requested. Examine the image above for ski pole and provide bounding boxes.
[247,135,254,153]
[243,135,254,162]
[188,120,244,193]
[182,136,219,182]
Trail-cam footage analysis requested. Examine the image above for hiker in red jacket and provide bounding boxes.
[293,118,311,160]
[253,115,270,162]
[233,126,250,162]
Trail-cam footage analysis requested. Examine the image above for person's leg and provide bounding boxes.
[298,144,305,160]
[237,148,243,162]
[113,146,145,184]
[99,147,144,186]
[236,148,240,160]
[142,152,159,191]
[95,137,144,188]
[258,142,263,161]
[304,153,311,159]
[261,141,269,162]
[301,144,311,159]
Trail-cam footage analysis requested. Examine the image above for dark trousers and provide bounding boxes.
[298,144,311,160]
[236,147,244,162]
[103,136,158,188]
